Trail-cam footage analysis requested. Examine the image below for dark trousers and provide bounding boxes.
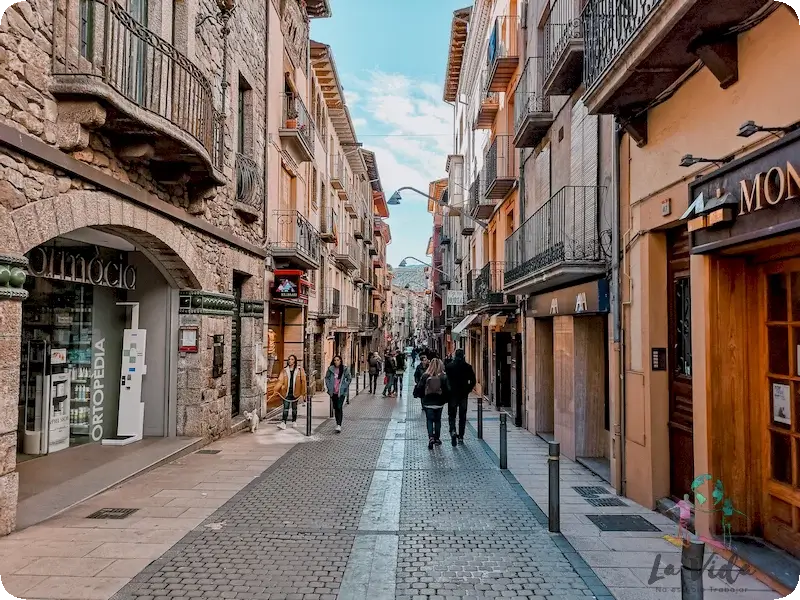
[281,398,297,423]
[448,396,468,438]
[424,406,444,441]
[330,394,345,425]
[369,373,379,393]
[382,374,396,395]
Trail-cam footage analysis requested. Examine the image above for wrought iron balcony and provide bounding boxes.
[485,16,521,93]
[467,172,492,221]
[280,94,315,162]
[475,69,500,130]
[319,206,337,243]
[581,0,766,124]
[354,215,364,240]
[468,262,515,311]
[341,181,358,216]
[51,0,224,184]
[360,312,379,332]
[446,304,465,324]
[362,216,374,246]
[317,287,341,320]
[504,186,611,294]
[330,154,346,190]
[335,305,360,331]
[514,58,554,148]
[461,211,476,237]
[270,210,322,270]
[234,153,262,220]
[543,0,584,96]
[334,233,359,272]
[484,135,517,201]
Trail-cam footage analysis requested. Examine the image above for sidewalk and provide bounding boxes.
[0,384,361,600]
[470,397,781,600]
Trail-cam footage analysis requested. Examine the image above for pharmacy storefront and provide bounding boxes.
[18,228,173,459]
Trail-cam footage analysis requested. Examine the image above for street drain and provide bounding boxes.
[86,508,139,520]
[196,449,221,454]
[573,486,610,497]
[586,497,627,507]
[587,514,661,532]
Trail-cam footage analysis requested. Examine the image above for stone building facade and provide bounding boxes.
[0,0,331,534]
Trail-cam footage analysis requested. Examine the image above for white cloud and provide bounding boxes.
[344,89,361,106]
[344,70,451,265]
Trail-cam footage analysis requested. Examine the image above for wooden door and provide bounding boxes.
[761,260,800,558]
[667,227,694,500]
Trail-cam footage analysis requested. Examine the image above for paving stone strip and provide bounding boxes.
[112,369,610,600]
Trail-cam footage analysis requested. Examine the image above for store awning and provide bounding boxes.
[488,313,508,328]
[452,313,479,334]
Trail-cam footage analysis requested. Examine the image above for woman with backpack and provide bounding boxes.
[367,351,381,394]
[325,355,352,433]
[414,358,450,449]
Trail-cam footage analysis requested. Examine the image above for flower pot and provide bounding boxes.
[285,118,297,129]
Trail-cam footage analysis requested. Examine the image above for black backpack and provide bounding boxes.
[424,375,443,396]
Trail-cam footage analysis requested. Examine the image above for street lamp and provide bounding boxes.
[388,187,488,229]
[398,256,448,278]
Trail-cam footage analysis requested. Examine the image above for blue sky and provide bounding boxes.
[311,0,467,268]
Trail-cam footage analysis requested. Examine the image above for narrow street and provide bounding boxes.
[108,370,606,600]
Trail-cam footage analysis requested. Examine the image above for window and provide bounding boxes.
[237,76,252,155]
[310,166,318,210]
[79,0,95,59]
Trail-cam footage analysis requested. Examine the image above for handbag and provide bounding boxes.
[384,374,389,385]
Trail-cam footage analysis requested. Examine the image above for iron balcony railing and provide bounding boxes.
[282,93,315,155]
[446,304,465,324]
[484,135,516,199]
[361,312,379,331]
[514,57,551,133]
[271,210,321,267]
[485,15,521,91]
[470,262,508,307]
[334,233,359,271]
[330,154,347,189]
[582,0,661,89]
[544,0,583,80]
[362,215,374,245]
[505,186,610,284]
[53,0,223,172]
[235,153,261,208]
[339,305,359,330]
[318,287,341,319]
[467,172,482,215]
[319,205,337,242]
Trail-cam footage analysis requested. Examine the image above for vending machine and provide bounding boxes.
[103,303,147,446]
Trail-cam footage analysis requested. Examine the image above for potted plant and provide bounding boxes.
[285,104,298,129]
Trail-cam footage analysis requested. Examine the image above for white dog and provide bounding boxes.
[243,410,259,433]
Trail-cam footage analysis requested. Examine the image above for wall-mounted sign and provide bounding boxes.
[661,198,672,217]
[689,132,800,253]
[272,269,309,304]
[773,383,791,426]
[212,334,225,378]
[27,246,136,290]
[50,348,67,365]
[528,279,610,317]
[446,290,465,306]
[651,348,667,371]
[179,327,199,353]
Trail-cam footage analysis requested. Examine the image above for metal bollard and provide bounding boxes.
[477,397,483,440]
[305,391,312,437]
[681,541,705,600]
[356,370,360,396]
[548,441,560,533]
[499,412,508,470]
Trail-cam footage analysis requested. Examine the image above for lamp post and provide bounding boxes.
[388,188,488,230]
[398,256,449,278]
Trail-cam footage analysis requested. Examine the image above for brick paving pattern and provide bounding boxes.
[112,388,606,600]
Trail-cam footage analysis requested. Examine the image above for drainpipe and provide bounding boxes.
[263,0,270,242]
[518,4,528,430]
[611,118,626,497]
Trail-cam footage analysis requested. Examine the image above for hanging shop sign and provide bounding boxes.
[272,269,309,304]
[527,279,610,317]
[27,246,136,290]
[446,290,465,306]
[686,132,800,253]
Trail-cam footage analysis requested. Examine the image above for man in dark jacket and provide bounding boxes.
[445,349,476,446]
[382,351,397,397]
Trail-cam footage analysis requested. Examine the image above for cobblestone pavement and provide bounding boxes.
[111,369,612,600]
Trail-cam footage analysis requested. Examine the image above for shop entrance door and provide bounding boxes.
[512,333,523,427]
[762,261,800,557]
[495,332,512,409]
[231,274,246,417]
[667,227,694,500]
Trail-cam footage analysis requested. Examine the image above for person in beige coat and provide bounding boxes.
[276,355,307,429]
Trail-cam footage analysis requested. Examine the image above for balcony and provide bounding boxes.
[360,312,379,332]
[280,94,315,163]
[340,182,358,216]
[543,0,585,96]
[362,216,374,246]
[504,186,611,295]
[374,218,388,238]
[475,69,500,130]
[468,262,516,311]
[485,16,520,93]
[334,234,359,272]
[354,215,364,240]
[582,0,767,132]
[461,211,475,237]
[446,304,465,325]
[484,135,517,201]
[336,305,360,331]
[270,210,322,270]
[330,154,346,190]
[319,206,337,243]
[317,288,341,320]
[51,0,223,184]
[467,172,490,221]
[234,153,262,221]
[514,58,554,148]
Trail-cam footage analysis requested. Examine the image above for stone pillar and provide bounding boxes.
[0,254,28,536]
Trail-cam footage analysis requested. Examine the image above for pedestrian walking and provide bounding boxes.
[276,354,307,430]
[411,347,418,364]
[325,355,352,433]
[414,358,450,449]
[395,349,407,397]
[367,351,381,394]
[414,354,430,385]
[382,350,397,397]
[445,348,476,446]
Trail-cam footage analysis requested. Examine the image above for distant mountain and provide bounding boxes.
[392,266,427,292]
